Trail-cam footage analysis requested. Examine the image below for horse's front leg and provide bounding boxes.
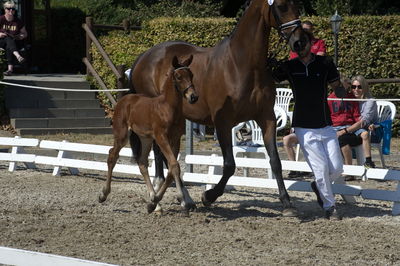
[259,117,297,217]
[138,138,161,214]
[154,134,196,215]
[201,124,236,206]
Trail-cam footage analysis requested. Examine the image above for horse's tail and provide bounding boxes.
[128,52,145,94]
[129,131,141,163]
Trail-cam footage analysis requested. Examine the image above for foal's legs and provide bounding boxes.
[148,133,195,214]
[136,137,161,213]
[170,133,196,211]
[99,126,128,203]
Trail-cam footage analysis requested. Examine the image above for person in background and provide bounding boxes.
[327,77,363,181]
[0,1,27,76]
[289,21,326,59]
[272,30,345,220]
[351,75,378,168]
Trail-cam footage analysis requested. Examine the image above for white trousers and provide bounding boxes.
[295,126,344,209]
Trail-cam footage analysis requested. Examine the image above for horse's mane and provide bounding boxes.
[227,0,258,40]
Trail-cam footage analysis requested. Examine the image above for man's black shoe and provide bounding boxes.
[311,181,323,209]
[324,206,342,220]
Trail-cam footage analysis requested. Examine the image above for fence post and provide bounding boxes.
[85,17,93,76]
[117,64,126,100]
[122,19,130,33]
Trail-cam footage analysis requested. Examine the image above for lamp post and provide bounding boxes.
[330,10,343,66]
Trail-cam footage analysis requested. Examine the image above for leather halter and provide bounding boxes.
[266,0,302,62]
[173,67,194,96]
[268,0,302,41]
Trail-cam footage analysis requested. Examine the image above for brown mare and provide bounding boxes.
[100,55,198,214]
[129,0,307,216]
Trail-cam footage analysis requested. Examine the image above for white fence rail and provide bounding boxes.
[0,136,399,215]
[0,246,116,266]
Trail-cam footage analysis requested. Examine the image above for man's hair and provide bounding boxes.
[303,30,313,43]
[4,1,16,9]
[302,21,314,27]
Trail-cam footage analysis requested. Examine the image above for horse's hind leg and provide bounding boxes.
[152,142,166,192]
[99,126,128,203]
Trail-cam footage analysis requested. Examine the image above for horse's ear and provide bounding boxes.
[181,54,193,67]
[172,56,180,69]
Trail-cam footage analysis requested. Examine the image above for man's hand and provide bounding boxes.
[0,32,7,38]
[330,79,346,98]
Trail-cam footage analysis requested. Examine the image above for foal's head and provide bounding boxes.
[171,55,198,104]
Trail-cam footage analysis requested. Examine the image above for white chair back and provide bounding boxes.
[376,100,396,122]
[231,106,287,146]
[275,88,293,113]
[370,100,396,168]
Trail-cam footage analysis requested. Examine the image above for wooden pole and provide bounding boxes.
[85,17,93,76]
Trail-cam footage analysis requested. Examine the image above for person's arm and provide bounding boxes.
[315,39,326,56]
[336,120,363,137]
[329,79,346,98]
[361,100,378,126]
[15,26,27,40]
[270,60,289,83]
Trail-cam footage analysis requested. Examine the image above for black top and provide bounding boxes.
[273,55,340,128]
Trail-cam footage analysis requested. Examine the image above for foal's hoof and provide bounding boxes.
[186,202,197,212]
[282,207,298,217]
[147,202,157,214]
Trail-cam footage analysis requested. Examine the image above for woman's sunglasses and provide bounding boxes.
[5,8,16,11]
[351,85,362,90]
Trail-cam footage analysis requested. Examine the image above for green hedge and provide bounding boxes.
[91,15,400,135]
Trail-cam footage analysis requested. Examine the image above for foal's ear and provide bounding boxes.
[181,54,193,67]
[172,56,180,69]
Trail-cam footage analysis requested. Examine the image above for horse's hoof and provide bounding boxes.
[201,190,216,207]
[154,204,163,214]
[98,193,107,203]
[147,202,157,214]
[282,207,298,217]
[180,208,190,217]
[186,202,197,212]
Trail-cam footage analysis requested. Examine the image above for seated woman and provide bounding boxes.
[0,1,28,76]
[351,75,378,168]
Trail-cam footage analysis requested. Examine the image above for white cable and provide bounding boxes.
[0,81,129,92]
[327,98,400,102]
[0,80,399,102]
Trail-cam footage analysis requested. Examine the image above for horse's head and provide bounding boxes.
[264,0,308,54]
[172,55,198,104]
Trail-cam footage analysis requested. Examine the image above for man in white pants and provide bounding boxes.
[272,31,346,220]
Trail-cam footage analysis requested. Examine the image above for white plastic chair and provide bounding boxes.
[231,106,287,178]
[349,100,396,169]
[372,100,396,168]
[275,88,293,125]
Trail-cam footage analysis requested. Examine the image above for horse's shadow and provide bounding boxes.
[191,188,393,222]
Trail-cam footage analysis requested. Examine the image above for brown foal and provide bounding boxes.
[99,55,198,214]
